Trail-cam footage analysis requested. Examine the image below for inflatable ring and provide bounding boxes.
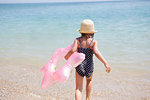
[40,44,85,89]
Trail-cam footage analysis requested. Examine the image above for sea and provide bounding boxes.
[0,0,150,100]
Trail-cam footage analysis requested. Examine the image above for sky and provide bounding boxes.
[0,0,120,3]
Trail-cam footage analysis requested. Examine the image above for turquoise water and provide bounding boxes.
[0,1,150,69]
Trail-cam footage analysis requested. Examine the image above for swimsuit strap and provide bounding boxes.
[78,37,94,48]
[78,37,82,48]
[89,38,94,48]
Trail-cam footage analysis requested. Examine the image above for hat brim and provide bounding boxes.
[77,29,97,33]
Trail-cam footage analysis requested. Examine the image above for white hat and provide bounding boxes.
[78,19,97,34]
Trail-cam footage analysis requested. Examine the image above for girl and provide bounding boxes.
[65,19,111,100]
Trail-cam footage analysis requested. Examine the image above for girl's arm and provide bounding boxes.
[65,39,78,60]
[93,40,111,73]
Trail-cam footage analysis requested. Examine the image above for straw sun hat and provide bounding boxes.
[78,19,97,34]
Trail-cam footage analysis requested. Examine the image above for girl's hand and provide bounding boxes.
[104,63,111,73]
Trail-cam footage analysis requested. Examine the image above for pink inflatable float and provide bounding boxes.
[40,44,85,89]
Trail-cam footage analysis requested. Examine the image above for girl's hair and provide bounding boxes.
[81,33,94,38]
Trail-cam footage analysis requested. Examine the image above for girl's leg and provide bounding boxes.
[75,72,84,100]
[86,74,93,100]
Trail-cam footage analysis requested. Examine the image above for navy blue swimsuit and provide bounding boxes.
[75,37,94,78]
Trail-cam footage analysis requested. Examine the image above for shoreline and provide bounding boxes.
[0,64,150,100]
[0,0,125,5]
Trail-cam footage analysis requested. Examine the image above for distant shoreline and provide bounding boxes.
[0,0,149,5]
[0,0,132,5]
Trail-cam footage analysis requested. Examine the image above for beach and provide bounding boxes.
[0,61,150,100]
[0,1,150,100]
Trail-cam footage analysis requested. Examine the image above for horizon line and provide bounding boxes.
[0,0,126,4]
